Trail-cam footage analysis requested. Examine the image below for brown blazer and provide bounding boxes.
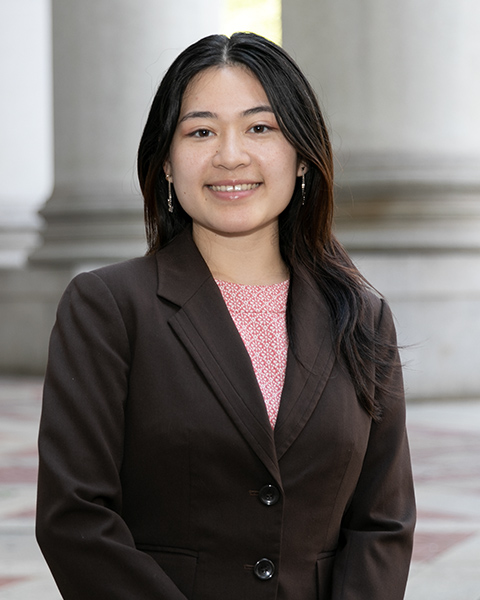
[36,228,415,600]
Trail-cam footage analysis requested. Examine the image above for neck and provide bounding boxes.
[192,225,289,285]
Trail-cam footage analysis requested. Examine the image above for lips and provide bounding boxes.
[208,183,260,192]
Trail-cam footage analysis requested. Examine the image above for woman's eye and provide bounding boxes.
[192,129,212,138]
[250,125,270,134]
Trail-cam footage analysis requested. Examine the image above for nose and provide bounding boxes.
[212,131,251,170]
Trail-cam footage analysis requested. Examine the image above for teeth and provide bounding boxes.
[209,183,260,192]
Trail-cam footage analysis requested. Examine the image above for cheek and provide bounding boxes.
[274,154,300,193]
[170,163,208,216]
[272,144,299,177]
[171,166,197,196]
[170,151,208,189]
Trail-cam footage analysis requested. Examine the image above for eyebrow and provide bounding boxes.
[179,105,274,123]
[243,105,274,117]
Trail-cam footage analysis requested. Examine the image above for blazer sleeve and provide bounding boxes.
[36,271,188,600]
[332,299,416,600]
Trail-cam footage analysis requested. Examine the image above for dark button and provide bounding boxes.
[259,484,280,506]
[254,558,275,580]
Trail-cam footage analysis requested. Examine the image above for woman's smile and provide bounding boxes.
[207,180,262,201]
[208,182,260,193]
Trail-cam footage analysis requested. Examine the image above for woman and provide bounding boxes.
[36,33,415,599]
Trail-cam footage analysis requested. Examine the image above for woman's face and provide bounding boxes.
[164,65,304,242]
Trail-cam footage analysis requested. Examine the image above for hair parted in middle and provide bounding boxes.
[138,32,397,420]
[138,32,333,260]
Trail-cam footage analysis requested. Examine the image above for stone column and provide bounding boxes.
[29,0,221,271]
[0,0,52,268]
[283,0,480,400]
[0,0,221,374]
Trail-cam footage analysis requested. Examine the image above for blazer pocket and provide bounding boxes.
[137,544,198,598]
[316,550,336,600]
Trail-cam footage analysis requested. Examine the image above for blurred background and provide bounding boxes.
[1,0,480,403]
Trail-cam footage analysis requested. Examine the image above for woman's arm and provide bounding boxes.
[36,271,189,599]
[332,300,416,600]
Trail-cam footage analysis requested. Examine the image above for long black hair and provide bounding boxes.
[138,33,396,420]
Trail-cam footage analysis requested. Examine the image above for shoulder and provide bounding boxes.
[51,255,164,353]
[89,254,158,288]
[55,255,159,331]
[68,254,158,301]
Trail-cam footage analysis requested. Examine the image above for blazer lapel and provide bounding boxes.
[155,229,280,482]
[274,268,336,460]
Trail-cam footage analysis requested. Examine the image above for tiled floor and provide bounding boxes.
[0,377,479,599]
[0,378,60,599]
[405,401,480,600]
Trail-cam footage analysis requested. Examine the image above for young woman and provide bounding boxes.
[36,33,416,599]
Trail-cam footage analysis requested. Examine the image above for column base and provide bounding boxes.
[28,184,147,270]
[0,266,71,374]
[351,251,480,401]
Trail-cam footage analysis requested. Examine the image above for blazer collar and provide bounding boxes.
[155,228,213,306]
[155,228,336,478]
[274,266,336,459]
[156,229,280,481]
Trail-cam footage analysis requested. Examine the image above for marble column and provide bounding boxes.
[29,0,221,271]
[283,0,480,399]
[0,0,220,373]
[0,0,52,268]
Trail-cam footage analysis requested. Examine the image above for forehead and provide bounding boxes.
[179,65,270,114]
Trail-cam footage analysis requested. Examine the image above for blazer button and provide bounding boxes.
[259,484,280,506]
[254,558,275,580]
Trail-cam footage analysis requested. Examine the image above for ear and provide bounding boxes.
[297,162,308,177]
[163,158,172,181]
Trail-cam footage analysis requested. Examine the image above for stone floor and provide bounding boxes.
[0,376,479,599]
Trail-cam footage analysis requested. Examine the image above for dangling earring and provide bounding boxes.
[167,177,174,213]
[301,169,306,206]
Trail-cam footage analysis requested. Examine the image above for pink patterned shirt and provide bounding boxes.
[215,278,289,428]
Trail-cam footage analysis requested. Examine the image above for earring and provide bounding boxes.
[301,170,306,206]
[167,178,174,213]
